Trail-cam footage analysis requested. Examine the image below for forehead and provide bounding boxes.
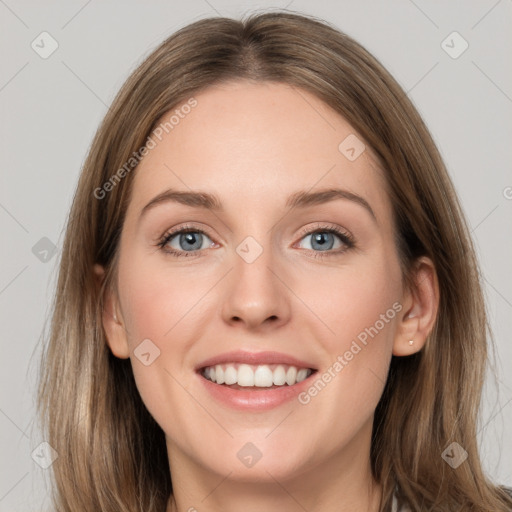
[128,80,390,221]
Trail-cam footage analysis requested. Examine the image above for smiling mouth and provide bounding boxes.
[200,363,317,389]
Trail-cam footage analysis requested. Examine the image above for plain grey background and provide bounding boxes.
[1,0,511,510]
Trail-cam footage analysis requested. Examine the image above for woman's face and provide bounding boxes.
[101,80,412,487]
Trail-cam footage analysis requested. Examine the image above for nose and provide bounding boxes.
[221,240,291,331]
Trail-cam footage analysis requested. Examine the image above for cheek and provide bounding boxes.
[116,255,202,346]
[306,262,401,348]
[115,259,198,428]
[115,254,214,401]
[296,255,402,413]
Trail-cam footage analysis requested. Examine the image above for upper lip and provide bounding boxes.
[196,350,317,371]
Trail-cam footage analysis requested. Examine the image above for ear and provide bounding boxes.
[393,256,439,356]
[93,263,130,359]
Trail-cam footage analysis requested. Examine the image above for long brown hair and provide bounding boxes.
[37,10,512,511]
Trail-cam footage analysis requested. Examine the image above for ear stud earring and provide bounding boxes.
[408,340,414,346]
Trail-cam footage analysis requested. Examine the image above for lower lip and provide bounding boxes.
[197,371,316,411]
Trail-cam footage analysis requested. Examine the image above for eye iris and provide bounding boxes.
[180,232,202,251]
[311,232,334,251]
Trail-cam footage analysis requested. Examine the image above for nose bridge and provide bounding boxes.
[221,233,290,329]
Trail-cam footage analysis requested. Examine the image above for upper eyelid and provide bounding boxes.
[162,224,213,240]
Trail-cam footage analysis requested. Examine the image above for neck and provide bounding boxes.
[165,426,382,512]
[167,476,381,512]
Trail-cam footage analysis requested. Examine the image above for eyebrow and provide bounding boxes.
[139,187,376,222]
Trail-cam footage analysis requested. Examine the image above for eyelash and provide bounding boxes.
[156,223,356,259]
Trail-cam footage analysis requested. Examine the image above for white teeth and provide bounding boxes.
[202,363,313,387]
[273,365,286,386]
[285,366,297,386]
[224,366,237,385]
[238,364,254,387]
[215,364,224,385]
[296,368,308,382]
[254,365,273,387]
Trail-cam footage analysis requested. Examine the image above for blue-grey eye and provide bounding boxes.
[299,231,344,252]
[168,231,213,252]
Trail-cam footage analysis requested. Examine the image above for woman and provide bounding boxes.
[37,10,512,511]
